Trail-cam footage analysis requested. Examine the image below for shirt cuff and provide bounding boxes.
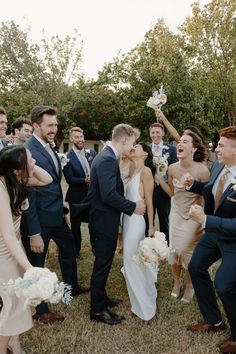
[202,215,207,229]
[185,183,193,191]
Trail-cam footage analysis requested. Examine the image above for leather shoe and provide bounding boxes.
[90,308,125,325]
[219,340,236,353]
[107,297,123,308]
[187,322,226,333]
[32,311,65,324]
[72,286,90,296]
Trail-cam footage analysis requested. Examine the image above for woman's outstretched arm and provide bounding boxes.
[155,110,180,143]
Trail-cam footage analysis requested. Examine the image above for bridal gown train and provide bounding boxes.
[122,172,157,321]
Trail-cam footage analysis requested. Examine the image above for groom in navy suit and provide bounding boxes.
[150,122,178,243]
[186,126,236,353]
[88,124,146,325]
[63,127,96,256]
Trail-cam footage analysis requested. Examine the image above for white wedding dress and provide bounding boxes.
[121,171,157,321]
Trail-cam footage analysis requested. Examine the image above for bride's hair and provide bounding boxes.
[139,143,156,177]
[0,145,29,216]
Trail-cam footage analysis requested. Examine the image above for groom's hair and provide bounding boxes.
[219,126,236,140]
[112,124,135,142]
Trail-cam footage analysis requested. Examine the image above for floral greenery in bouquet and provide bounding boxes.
[153,151,169,177]
[2,267,72,309]
[132,231,169,271]
[147,85,167,112]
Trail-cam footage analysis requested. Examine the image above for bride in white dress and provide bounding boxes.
[122,143,157,321]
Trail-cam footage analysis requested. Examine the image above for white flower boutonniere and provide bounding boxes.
[57,153,70,168]
[85,148,94,162]
[231,178,236,191]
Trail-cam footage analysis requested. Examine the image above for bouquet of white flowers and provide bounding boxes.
[132,231,169,270]
[57,153,69,168]
[2,267,72,309]
[147,85,167,112]
[153,145,169,177]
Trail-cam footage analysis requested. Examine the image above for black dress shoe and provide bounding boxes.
[107,297,123,308]
[90,309,124,325]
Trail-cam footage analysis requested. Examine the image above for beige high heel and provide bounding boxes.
[181,285,195,303]
[170,278,182,299]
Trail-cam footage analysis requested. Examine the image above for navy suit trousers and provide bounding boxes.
[28,221,78,315]
[188,232,236,339]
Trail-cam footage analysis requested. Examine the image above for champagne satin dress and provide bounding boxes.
[0,182,33,336]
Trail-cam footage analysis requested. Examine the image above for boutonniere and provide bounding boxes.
[85,149,94,161]
[162,145,169,151]
[57,153,70,168]
[231,178,236,191]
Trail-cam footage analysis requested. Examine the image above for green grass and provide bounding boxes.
[20,223,228,354]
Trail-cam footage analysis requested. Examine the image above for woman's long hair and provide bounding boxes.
[0,145,29,216]
[185,132,207,162]
[139,143,156,176]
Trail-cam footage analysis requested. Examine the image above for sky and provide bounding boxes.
[1,0,210,79]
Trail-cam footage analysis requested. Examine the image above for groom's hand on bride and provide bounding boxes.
[134,200,146,215]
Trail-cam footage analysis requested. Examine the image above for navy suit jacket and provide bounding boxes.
[190,161,236,242]
[25,135,64,235]
[87,146,136,237]
[63,148,96,204]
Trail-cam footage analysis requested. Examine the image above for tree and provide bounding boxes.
[97,20,200,141]
[180,0,236,130]
[0,20,83,142]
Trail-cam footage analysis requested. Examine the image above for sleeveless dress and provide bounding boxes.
[121,172,157,321]
[0,183,33,336]
[169,178,203,269]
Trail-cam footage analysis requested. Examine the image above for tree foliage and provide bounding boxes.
[0,0,235,143]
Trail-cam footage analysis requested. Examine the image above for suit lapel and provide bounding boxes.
[69,149,86,176]
[32,136,60,179]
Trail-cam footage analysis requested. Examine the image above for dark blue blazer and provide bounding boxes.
[25,135,64,235]
[63,148,96,204]
[88,146,136,237]
[190,161,236,242]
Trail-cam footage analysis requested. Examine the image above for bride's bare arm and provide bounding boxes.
[142,168,155,236]
[27,165,53,186]
[0,186,32,271]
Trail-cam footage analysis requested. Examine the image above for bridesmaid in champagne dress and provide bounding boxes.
[155,132,209,303]
[0,145,52,354]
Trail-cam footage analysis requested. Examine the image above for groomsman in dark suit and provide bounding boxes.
[150,122,178,243]
[0,107,8,151]
[25,105,89,324]
[88,124,146,325]
[186,126,236,354]
[63,127,96,257]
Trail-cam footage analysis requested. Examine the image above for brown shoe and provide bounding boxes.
[72,286,90,296]
[219,340,236,353]
[187,322,226,333]
[33,311,65,324]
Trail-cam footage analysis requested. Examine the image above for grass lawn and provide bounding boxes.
[21,223,227,354]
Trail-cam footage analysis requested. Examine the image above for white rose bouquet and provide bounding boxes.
[2,267,72,309]
[57,153,70,168]
[132,231,169,271]
[147,85,167,113]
